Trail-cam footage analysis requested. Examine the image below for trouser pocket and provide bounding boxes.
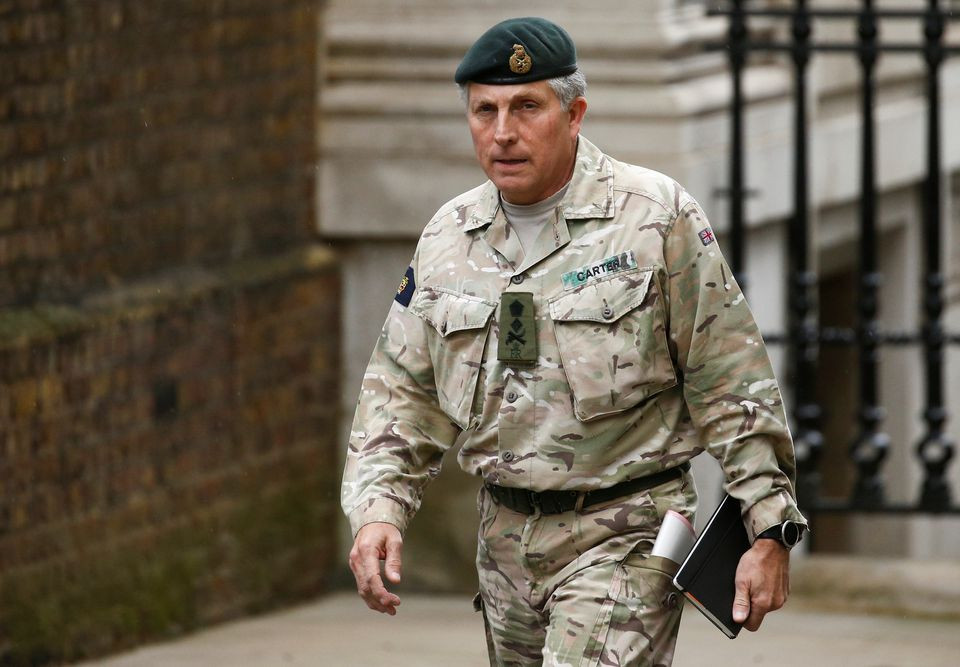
[581,552,683,667]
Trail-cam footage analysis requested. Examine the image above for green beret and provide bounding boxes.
[454,17,578,85]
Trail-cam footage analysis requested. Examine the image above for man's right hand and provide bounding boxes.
[348,522,404,615]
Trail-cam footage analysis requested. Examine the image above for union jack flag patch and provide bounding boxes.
[698,228,715,246]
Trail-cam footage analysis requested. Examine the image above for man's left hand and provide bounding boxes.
[731,539,790,631]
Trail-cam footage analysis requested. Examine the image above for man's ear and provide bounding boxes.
[568,97,587,137]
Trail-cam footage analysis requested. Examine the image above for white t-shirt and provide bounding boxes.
[500,183,570,258]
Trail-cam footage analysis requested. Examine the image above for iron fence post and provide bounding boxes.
[915,0,955,511]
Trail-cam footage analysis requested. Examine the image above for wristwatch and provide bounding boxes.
[756,521,804,550]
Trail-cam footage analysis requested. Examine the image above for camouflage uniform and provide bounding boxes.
[342,136,806,666]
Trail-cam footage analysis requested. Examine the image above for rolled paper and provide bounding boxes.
[651,510,696,564]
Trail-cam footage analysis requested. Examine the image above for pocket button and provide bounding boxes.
[510,274,525,285]
[501,451,515,462]
[601,306,615,320]
[505,391,518,403]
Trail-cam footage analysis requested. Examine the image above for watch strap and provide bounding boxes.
[756,521,803,549]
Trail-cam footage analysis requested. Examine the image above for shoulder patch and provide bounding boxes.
[394,266,416,306]
[698,228,715,246]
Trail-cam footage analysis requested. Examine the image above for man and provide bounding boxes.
[342,16,807,666]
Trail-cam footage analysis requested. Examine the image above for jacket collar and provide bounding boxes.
[463,135,615,232]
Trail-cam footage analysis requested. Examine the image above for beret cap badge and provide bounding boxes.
[508,44,532,74]
[454,17,577,85]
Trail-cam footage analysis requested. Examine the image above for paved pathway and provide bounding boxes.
[83,592,960,667]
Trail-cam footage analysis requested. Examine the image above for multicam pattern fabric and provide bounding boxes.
[341,136,806,544]
[475,473,695,666]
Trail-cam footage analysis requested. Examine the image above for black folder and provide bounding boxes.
[672,494,750,638]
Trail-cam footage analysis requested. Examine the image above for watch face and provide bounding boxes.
[782,521,802,547]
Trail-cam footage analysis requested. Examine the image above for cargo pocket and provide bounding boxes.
[549,269,677,422]
[587,552,683,666]
[619,554,681,605]
[578,563,626,667]
[411,286,496,428]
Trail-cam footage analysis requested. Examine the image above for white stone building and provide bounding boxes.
[321,0,960,589]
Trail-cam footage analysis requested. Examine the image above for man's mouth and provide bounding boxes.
[495,158,527,166]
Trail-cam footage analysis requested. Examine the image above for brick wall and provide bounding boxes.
[0,1,336,664]
[0,0,318,306]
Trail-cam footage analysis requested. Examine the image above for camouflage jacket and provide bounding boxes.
[342,136,807,541]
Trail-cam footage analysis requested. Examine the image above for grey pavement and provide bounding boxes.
[82,591,960,667]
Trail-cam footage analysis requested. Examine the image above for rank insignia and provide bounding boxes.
[394,266,416,306]
[497,292,536,364]
[698,228,715,246]
[508,44,532,74]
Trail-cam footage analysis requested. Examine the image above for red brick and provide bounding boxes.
[0,2,335,660]
[0,1,319,306]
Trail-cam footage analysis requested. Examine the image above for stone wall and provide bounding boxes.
[0,1,337,664]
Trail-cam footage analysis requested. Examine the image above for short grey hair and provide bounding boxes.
[546,69,587,109]
[458,69,588,110]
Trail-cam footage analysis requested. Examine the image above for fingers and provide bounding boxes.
[743,589,783,632]
[732,578,751,626]
[743,600,765,632]
[350,542,401,614]
[733,540,792,632]
[348,524,403,615]
[738,579,788,632]
[384,534,403,585]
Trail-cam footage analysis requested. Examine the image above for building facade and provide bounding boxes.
[323,0,960,590]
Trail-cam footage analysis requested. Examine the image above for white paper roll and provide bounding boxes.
[651,510,696,564]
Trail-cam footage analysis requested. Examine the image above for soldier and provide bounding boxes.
[342,16,807,666]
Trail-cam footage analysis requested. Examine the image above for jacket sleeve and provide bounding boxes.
[340,246,461,538]
[663,191,808,541]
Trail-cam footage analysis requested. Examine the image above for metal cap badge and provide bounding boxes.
[509,44,532,74]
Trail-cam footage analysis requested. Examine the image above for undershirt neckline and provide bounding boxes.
[500,183,570,254]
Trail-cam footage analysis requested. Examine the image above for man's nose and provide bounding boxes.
[493,111,517,145]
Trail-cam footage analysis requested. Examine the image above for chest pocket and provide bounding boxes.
[411,287,496,428]
[549,269,677,422]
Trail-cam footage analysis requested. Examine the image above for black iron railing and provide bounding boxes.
[710,0,960,515]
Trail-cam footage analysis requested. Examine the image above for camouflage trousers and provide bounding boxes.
[475,471,697,667]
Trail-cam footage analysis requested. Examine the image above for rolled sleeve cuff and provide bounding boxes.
[348,496,411,538]
[742,489,809,543]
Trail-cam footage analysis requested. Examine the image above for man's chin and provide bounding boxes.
[491,163,529,181]
[490,168,528,185]
[489,175,531,198]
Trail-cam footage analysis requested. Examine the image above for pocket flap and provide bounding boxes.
[412,287,496,336]
[549,270,654,324]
